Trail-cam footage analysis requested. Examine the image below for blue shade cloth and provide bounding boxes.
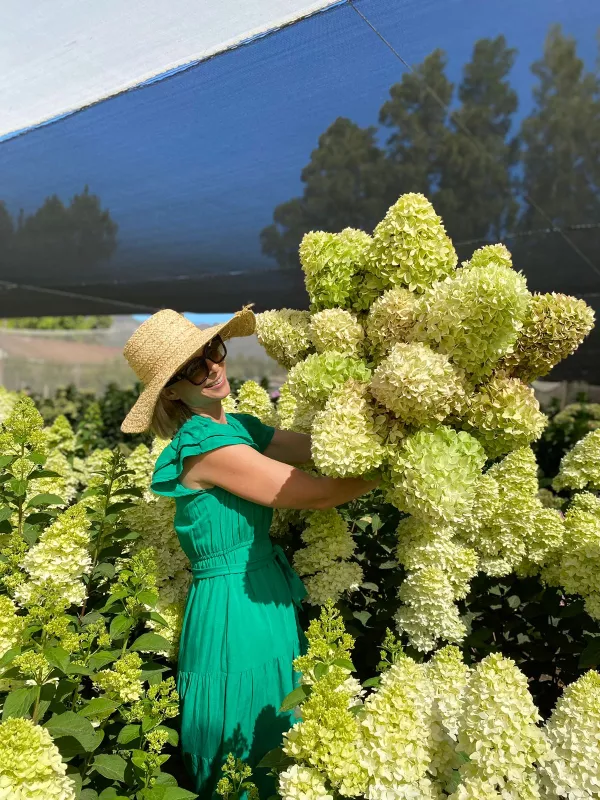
[0,0,598,379]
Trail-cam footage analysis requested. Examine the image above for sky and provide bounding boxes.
[0,0,598,320]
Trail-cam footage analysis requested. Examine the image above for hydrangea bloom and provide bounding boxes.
[387,426,486,525]
[300,228,372,311]
[498,293,595,384]
[304,561,364,606]
[309,309,365,358]
[236,380,276,425]
[426,646,472,787]
[0,717,76,800]
[358,657,439,797]
[463,377,547,459]
[93,652,144,703]
[293,510,357,578]
[395,567,467,651]
[553,429,600,492]
[127,443,155,492]
[462,243,513,271]
[552,493,600,613]
[255,309,313,368]
[312,381,384,477]
[276,385,316,434]
[540,670,600,799]
[45,414,76,456]
[365,287,418,361]
[412,253,529,380]
[126,497,190,587]
[0,386,18,424]
[0,595,25,658]
[396,518,478,599]
[371,342,465,425]
[18,503,91,607]
[368,193,457,293]
[455,653,547,788]
[221,392,237,413]
[286,352,371,406]
[278,764,334,800]
[0,394,47,454]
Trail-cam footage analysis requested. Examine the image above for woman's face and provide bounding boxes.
[163,351,230,409]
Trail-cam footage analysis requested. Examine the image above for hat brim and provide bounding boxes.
[121,307,255,434]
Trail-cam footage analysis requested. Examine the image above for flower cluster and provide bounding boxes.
[365,287,417,361]
[553,428,600,492]
[293,510,362,605]
[93,652,144,703]
[311,381,384,477]
[540,669,600,798]
[0,595,25,658]
[309,308,365,358]
[299,228,372,311]
[498,292,595,383]
[286,352,372,406]
[255,308,313,368]
[17,503,92,607]
[236,380,277,425]
[0,717,76,800]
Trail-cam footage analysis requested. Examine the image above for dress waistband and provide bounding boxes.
[190,544,306,609]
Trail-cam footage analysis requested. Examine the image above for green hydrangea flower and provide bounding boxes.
[553,428,600,492]
[93,652,144,703]
[276,384,317,434]
[498,293,595,383]
[387,426,486,525]
[255,309,313,369]
[279,765,333,800]
[309,309,365,358]
[0,596,25,659]
[293,509,356,577]
[45,414,76,456]
[412,256,530,380]
[463,376,547,459]
[236,380,276,425]
[540,670,600,799]
[299,228,372,311]
[0,717,77,800]
[553,492,600,612]
[365,287,418,361]
[396,567,467,651]
[462,242,513,271]
[304,561,364,606]
[368,193,457,293]
[455,653,547,789]
[311,381,384,477]
[370,342,465,425]
[286,352,371,405]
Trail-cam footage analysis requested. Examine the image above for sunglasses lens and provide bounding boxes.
[184,356,209,384]
[205,337,226,363]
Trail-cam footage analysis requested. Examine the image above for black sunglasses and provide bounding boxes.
[166,335,227,387]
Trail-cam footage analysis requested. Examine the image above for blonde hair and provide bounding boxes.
[150,391,194,440]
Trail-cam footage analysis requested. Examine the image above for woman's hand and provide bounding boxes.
[180,444,379,510]
[264,429,312,465]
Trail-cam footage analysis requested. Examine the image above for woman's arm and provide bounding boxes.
[180,444,378,510]
[264,429,312,465]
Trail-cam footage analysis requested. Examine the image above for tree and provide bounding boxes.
[435,36,520,243]
[519,24,600,229]
[379,49,453,199]
[260,118,390,269]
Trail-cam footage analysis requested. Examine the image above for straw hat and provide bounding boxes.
[121,306,256,434]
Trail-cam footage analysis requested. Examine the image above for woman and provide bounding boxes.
[121,307,378,797]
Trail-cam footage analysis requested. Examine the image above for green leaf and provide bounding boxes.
[279,684,311,713]
[65,662,93,676]
[43,711,102,752]
[153,772,178,786]
[0,646,21,670]
[113,486,144,498]
[92,753,128,782]
[102,588,129,611]
[98,790,128,800]
[142,611,169,627]
[353,610,371,626]
[257,747,294,769]
[333,658,355,671]
[44,646,70,674]
[361,582,379,592]
[107,501,135,515]
[2,686,38,720]
[28,451,47,465]
[579,638,600,669]
[130,633,171,653]
[162,789,199,799]
[362,677,381,688]
[79,791,100,800]
[79,697,120,719]
[32,469,63,479]
[93,562,116,580]
[131,748,149,769]
[88,651,118,672]
[117,723,142,745]
[109,614,134,640]
[21,525,41,546]
[25,511,54,526]
[0,456,14,469]
[8,479,27,497]
[314,662,328,680]
[27,493,65,507]
[138,590,159,607]
[0,506,13,521]
[142,714,158,733]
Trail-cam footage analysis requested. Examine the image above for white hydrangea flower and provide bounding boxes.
[540,670,600,799]
[312,381,384,477]
[236,381,277,425]
[304,561,364,606]
[17,503,91,607]
[365,287,418,361]
[0,596,25,659]
[221,392,237,413]
[255,309,313,369]
[278,764,333,800]
[0,717,76,800]
[309,308,365,358]
[93,653,144,703]
[553,428,600,492]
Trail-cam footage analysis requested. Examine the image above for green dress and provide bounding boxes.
[151,413,307,798]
